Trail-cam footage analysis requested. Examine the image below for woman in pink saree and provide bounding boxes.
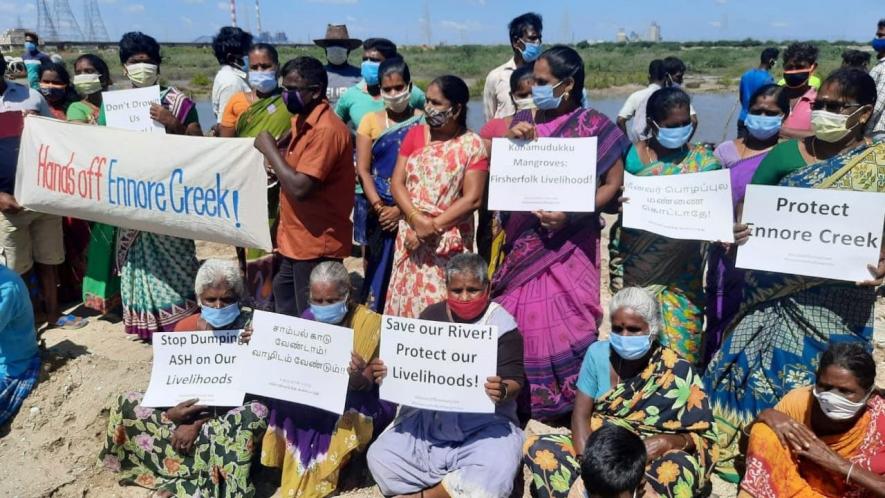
[491,46,630,422]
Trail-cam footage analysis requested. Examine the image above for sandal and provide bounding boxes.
[54,314,89,330]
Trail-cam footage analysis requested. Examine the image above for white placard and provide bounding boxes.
[102,86,166,133]
[14,116,272,250]
[140,330,246,408]
[623,169,735,242]
[240,311,353,414]
[380,316,497,413]
[736,185,885,281]
[488,137,597,212]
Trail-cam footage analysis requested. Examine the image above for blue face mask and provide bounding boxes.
[654,122,693,149]
[24,42,37,53]
[311,299,349,324]
[520,40,542,63]
[872,38,885,53]
[532,80,565,110]
[744,113,783,140]
[201,302,241,328]
[361,60,381,86]
[609,332,652,360]
[248,70,278,94]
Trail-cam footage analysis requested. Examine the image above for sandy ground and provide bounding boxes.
[2,219,883,498]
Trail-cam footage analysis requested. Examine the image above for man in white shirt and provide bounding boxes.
[617,60,666,142]
[210,27,252,126]
[868,18,885,140]
[483,12,543,121]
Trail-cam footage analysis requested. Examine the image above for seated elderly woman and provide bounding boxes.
[367,253,526,498]
[524,287,718,498]
[98,259,267,498]
[260,261,395,498]
[0,263,40,427]
[740,342,885,497]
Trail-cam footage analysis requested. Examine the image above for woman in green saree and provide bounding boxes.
[218,43,291,311]
[610,87,721,364]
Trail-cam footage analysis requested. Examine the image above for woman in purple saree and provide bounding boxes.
[490,46,630,422]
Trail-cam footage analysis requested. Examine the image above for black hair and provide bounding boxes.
[250,43,279,65]
[662,56,686,76]
[281,56,328,94]
[821,68,877,107]
[118,31,162,65]
[509,63,534,93]
[538,45,585,106]
[761,47,780,64]
[212,27,253,65]
[74,54,111,84]
[817,342,876,391]
[646,86,691,124]
[783,42,818,65]
[841,49,871,69]
[648,59,664,81]
[748,83,790,117]
[0,48,6,76]
[363,38,398,60]
[581,424,647,496]
[25,31,38,42]
[508,12,543,42]
[378,57,411,84]
[39,61,72,86]
[430,75,470,128]
[878,18,885,29]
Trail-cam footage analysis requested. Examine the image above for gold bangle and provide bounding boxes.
[406,209,420,225]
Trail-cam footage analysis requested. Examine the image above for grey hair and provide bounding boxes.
[194,259,244,303]
[445,253,489,286]
[309,261,351,296]
[609,287,662,338]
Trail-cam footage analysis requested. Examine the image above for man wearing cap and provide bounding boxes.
[315,24,363,107]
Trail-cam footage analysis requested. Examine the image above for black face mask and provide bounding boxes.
[283,89,305,114]
[40,86,66,103]
[783,71,811,88]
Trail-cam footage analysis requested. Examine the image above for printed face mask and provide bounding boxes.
[73,73,102,97]
[283,88,305,114]
[744,113,783,140]
[813,386,870,421]
[326,46,349,65]
[609,332,652,360]
[126,63,159,88]
[39,84,66,103]
[201,302,241,328]
[383,87,411,113]
[653,122,693,149]
[248,70,278,94]
[425,105,453,128]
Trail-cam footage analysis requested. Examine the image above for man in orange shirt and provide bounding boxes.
[255,57,355,317]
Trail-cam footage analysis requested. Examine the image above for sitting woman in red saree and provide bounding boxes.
[490,46,630,423]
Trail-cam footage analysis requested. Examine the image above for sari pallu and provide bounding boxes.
[524,346,719,498]
[703,141,883,483]
[235,93,291,311]
[491,107,631,422]
[609,145,720,365]
[383,129,486,319]
[362,116,423,312]
[740,388,885,498]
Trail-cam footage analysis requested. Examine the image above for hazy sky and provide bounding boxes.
[1,0,882,44]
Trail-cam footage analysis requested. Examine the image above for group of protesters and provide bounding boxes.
[1,10,885,498]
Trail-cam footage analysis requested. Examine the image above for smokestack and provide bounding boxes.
[230,0,237,27]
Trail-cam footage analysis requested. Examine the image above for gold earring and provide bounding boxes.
[563,92,570,101]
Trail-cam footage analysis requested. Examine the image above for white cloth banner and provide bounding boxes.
[14,116,272,250]
[102,86,166,133]
[141,330,246,408]
[623,169,735,242]
[488,137,597,212]
[736,185,885,281]
[240,311,353,414]
[380,316,497,414]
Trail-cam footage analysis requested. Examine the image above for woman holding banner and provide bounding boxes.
[491,46,630,423]
[609,87,720,365]
[384,75,488,319]
[367,254,526,498]
[704,68,884,483]
[356,57,424,312]
[99,260,268,498]
[115,32,203,339]
[260,261,396,498]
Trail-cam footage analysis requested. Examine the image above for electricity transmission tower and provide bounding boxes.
[52,0,85,41]
[35,0,59,41]
[83,0,110,41]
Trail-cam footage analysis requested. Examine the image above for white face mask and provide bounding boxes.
[512,95,537,111]
[813,386,870,421]
[126,63,159,88]
[326,46,349,66]
[811,108,865,143]
[382,87,411,113]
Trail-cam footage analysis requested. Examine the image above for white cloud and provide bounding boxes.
[126,3,145,12]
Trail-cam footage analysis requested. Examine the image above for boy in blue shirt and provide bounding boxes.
[738,47,779,136]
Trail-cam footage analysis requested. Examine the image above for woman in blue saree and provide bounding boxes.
[355,58,424,311]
